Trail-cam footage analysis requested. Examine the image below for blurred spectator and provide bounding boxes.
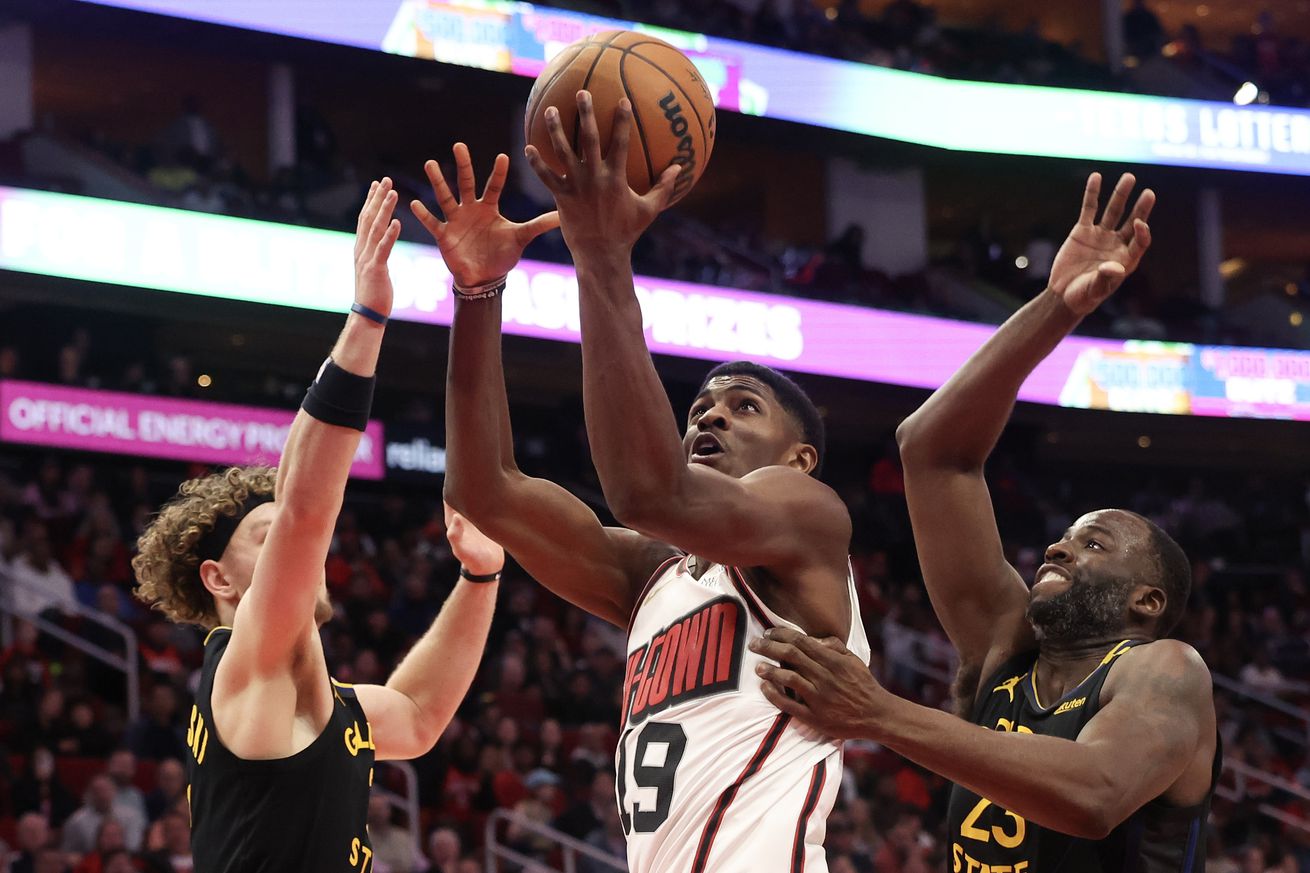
[555,769,614,840]
[126,685,187,761]
[99,851,138,873]
[507,768,565,860]
[367,795,420,873]
[70,818,128,873]
[138,621,185,678]
[157,95,222,164]
[1239,648,1285,696]
[421,827,461,873]
[140,809,194,873]
[1123,0,1165,61]
[10,812,54,873]
[61,775,146,855]
[105,749,148,824]
[12,748,78,827]
[144,759,187,822]
[8,521,77,618]
[580,807,626,873]
[58,700,115,758]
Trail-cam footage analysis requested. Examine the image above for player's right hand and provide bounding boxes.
[354,178,402,318]
[1047,172,1155,317]
[525,90,680,257]
[411,145,560,289]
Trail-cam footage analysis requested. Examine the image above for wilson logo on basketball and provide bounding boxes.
[622,596,745,727]
[658,91,698,199]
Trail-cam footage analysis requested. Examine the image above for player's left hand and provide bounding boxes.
[354,178,402,318]
[750,627,885,740]
[412,144,560,289]
[525,90,680,256]
[444,501,504,578]
[1047,172,1155,316]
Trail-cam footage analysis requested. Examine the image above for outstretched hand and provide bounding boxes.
[1048,172,1155,316]
[749,627,886,741]
[444,501,504,578]
[411,144,559,288]
[525,90,680,257]
[354,178,402,317]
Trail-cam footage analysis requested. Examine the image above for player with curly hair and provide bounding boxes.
[132,179,522,873]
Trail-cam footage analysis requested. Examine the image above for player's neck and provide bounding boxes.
[1034,635,1128,700]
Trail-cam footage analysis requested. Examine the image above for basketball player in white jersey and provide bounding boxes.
[416,95,867,873]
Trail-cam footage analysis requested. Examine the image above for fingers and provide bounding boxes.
[1099,172,1137,230]
[1098,261,1126,280]
[1120,188,1156,241]
[410,199,444,240]
[576,91,603,166]
[645,164,681,211]
[1127,218,1153,262]
[525,144,566,191]
[544,105,578,170]
[749,632,827,678]
[756,662,818,699]
[365,187,398,253]
[759,679,815,721]
[356,179,381,239]
[759,626,845,666]
[443,501,455,526]
[423,159,458,214]
[609,99,634,169]
[375,219,401,264]
[1077,172,1102,226]
[480,153,510,204]
[453,143,477,203]
[819,636,850,655]
[356,179,391,252]
[516,210,561,245]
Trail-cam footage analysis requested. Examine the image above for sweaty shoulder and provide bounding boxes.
[1103,639,1212,708]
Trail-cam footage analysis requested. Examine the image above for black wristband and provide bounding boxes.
[301,357,375,432]
[459,566,502,583]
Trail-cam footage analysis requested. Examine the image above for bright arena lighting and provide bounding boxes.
[1234,82,1260,106]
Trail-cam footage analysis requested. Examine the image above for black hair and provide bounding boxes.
[698,361,825,476]
[1125,511,1191,637]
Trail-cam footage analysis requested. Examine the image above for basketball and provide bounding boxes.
[524,30,716,206]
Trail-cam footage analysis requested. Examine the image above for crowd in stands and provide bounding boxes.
[22,97,1270,353]
[1123,2,1310,107]
[7,2,1306,351]
[543,0,1310,108]
[1,331,1309,871]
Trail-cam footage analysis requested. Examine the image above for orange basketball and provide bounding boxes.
[525,30,716,207]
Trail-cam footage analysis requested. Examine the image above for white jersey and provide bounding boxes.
[617,555,870,873]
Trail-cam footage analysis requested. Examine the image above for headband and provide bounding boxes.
[194,494,274,565]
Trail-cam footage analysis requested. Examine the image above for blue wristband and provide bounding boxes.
[350,302,388,325]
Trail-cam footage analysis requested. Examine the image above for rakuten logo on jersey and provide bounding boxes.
[622,597,745,727]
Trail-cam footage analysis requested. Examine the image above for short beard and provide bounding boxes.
[1026,573,1134,644]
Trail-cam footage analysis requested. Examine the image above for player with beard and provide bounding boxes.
[132,180,503,873]
[749,173,1219,873]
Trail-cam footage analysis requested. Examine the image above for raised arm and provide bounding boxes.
[414,146,672,627]
[895,173,1155,684]
[524,93,850,612]
[226,179,400,676]
[355,505,500,761]
[753,631,1215,839]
